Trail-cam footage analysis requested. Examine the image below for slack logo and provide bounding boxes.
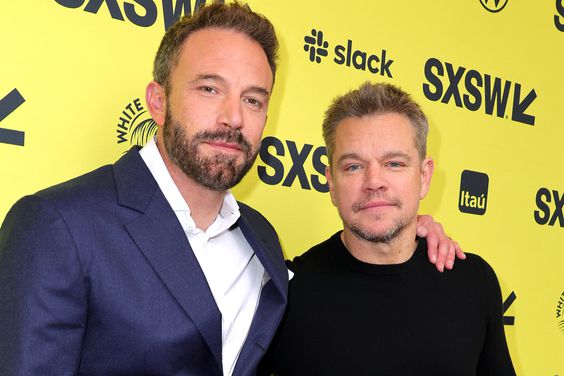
[459,170,489,215]
[304,29,329,63]
[303,28,394,77]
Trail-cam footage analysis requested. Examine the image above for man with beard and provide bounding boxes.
[0,4,462,376]
[261,82,515,375]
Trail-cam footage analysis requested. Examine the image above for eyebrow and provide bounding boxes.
[336,152,362,165]
[381,151,412,162]
[336,151,412,165]
[192,73,270,96]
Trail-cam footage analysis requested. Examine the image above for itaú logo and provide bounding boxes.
[458,170,489,215]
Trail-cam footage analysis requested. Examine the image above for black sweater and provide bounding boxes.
[262,232,515,376]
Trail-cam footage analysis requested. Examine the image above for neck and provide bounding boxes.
[157,138,225,232]
[341,222,418,265]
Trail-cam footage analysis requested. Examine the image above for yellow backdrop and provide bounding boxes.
[1,1,562,373]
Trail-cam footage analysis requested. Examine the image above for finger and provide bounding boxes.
[416,214,430,237]
[454,241,466,259]
[444,242,456,270]
[426,232,439,265]
[416,223,428,237]
[434,236,450,273]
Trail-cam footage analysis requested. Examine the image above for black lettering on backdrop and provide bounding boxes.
[422,58,536,126]
[55,0,85,7]
[555,0,564,31]
[534,188,564,227]
[257,136,285,185]
[54,0,221,30]
[0,89,26,146]
[125,0,158,27]
[257,136,328,193]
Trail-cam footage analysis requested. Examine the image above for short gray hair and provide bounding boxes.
[322,82,429,164]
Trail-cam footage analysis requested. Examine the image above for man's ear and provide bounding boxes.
[419,157,434,200]
[326,165,337,207]
[146,81,166,126]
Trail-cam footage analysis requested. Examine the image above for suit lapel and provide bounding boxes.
[234,214,288,375]
[113,148,223,368]
[237,215,287,298]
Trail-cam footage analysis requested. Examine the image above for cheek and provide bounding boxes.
[245,122,267,146]
[333,180,356,207]
[180,95,219,122]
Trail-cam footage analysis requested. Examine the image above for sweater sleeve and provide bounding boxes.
[475,257,516,375]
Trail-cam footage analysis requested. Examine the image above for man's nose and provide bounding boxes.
[362,164,387,192]
[218,95,243,129]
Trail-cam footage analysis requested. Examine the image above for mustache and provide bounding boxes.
[352,193,402,213]
[193,129,252,154]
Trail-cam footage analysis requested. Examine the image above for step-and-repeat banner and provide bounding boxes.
[1,0,562,373]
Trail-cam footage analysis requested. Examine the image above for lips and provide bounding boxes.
[204,140,243,152]
[194,129,251,155]
[352,197,400,213]
[360,200,394,210]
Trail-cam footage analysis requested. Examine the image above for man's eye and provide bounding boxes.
[386,161,404,168]
[345,164,361,172]
[200,86,217,94]
[244,97,263,109]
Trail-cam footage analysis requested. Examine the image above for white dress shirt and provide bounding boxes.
[140,138,265,376]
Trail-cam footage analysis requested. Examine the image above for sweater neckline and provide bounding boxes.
[331,231,427,276]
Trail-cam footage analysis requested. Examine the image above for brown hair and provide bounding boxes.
[322,82,429,164]
[153,1,278,92]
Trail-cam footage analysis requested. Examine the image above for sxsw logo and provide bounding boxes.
[459,170,489,215]
[534,187,564,227]
[257,136,328,193]
[0,89,25,146]
[423,58,537,126]
[556,0,564,31]
[55,0,218,30]
[303,28,394,78]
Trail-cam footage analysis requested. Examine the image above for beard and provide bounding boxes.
[347,194,407,244]
[162,108,259,191]
[349,221,406,244]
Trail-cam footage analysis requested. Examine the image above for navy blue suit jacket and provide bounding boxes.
[0,147,288,375]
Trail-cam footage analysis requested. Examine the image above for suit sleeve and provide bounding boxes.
[0,195,86,375]
[476,258,516,375]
